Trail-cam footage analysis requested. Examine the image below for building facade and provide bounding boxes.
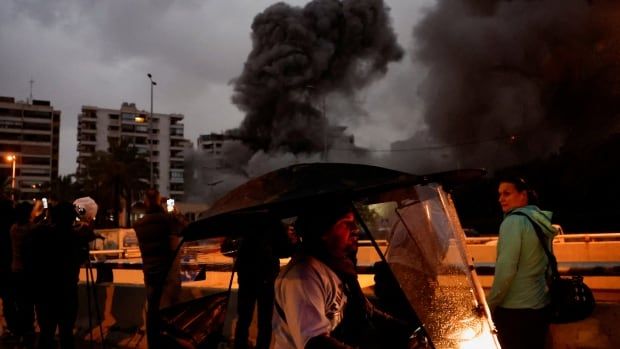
[76,102,185,199]
[0,96,60,201]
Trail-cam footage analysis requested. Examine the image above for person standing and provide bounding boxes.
[30,201,88,349]
[0,196,16,340]
[10,201,35,347]
[233,215,291,349]
[133,189,184,349]
[487,176,559,349]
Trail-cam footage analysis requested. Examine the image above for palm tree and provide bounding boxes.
[41,174,82,203]
[81,140,149,227]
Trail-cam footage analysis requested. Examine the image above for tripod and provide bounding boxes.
[84,257,106,349]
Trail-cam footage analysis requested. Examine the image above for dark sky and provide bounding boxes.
[0,0,433,175]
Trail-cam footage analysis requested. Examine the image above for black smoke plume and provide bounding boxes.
[411,0,620,169]
[232,0,403,154]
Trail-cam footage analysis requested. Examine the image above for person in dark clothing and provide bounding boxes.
[30,201,92,349]
[10,201,36,347]
[0,196,17,340]
[233,215,291,349]
[133,189,185,349]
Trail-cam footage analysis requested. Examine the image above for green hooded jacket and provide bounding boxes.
[487,205,559,310]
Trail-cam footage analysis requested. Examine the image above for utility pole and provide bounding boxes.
[29,78,34,104]
[147,73,157,189]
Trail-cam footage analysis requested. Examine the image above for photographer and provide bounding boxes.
[30,199,99,349]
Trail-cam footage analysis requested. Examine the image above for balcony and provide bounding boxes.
[79,114,97,122]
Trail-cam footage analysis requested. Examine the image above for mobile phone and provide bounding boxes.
[42,197,48,209]
[166,199,175,212]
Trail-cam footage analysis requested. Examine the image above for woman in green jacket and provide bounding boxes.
[487,176,558,349]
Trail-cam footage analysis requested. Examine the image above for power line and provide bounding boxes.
[330,134,517,153]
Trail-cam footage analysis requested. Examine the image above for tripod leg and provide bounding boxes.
[88,264,106,349]
[85,263,95,349]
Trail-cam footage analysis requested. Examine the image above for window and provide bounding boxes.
[21,169,50,177]
[24,111,52,119]
[24,122,52,131]
[21,156,50,165]
[0,120,22,128]
[170,183,184,191]
[121,113,136,121]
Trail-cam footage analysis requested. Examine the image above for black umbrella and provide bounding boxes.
[183,163,485,241]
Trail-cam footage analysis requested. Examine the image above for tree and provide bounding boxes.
[41,174,82,203]
[81,141,150,227]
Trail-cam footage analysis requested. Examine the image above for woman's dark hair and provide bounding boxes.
[498,175,539,206]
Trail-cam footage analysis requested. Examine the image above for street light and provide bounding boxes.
[147,73,157,189]
[6,154,16,200]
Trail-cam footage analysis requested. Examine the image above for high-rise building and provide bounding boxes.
[0,96,60,201]
[76,102,186,199]
[197,132,240,155]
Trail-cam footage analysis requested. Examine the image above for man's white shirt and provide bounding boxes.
[272,256,347,349]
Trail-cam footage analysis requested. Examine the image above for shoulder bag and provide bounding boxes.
[511,212,595,323]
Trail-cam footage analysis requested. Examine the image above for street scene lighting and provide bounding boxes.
[6,154,16,200]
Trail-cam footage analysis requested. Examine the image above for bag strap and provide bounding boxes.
[509,212,559,278]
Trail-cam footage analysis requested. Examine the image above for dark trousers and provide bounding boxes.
[494,306,550,349]
[233,277,275,349]
[144,272,167,349]
[0,271,18,334]
[35,284,78,349]
[12,272,35,343]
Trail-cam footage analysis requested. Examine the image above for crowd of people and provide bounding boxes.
[1,174,557,349]
[0,194,99,349]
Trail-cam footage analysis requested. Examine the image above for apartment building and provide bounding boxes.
[0,96,60,201]
[76,102,185,199]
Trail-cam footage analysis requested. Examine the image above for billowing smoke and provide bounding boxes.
[232,0,403,153]
[410,0,620,169]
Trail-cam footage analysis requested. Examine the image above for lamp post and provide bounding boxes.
[147,73,157,189]
[6,154,16,200]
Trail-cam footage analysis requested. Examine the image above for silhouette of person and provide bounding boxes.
[233,215,291,349]
[0,196,16,340]
[133,189,185,349]
[30,201,90,349]
[10,201,36,347]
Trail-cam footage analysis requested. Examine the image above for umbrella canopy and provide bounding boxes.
[183,163,485,241]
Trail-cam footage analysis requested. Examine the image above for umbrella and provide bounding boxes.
[183,163,485,241]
